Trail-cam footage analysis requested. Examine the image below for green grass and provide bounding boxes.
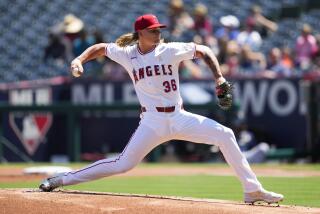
[1,175,320,207]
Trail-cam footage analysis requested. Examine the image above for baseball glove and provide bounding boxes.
[215,81,233,110]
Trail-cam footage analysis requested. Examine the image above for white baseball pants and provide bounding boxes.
[62,109,262,193]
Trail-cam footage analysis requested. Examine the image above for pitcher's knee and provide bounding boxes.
[114,161,136,174]
[222,127,236,139]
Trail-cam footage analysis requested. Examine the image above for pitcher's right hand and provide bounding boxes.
[70,58,84,77]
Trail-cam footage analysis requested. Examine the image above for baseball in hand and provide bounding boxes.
[71,67,82,77]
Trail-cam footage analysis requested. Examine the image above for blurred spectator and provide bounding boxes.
[239,45,266,74]
[45,13,85,67]
[295,24,318,71]
[308,34,320,76]
[84,29,108,77]
[51,14,84,43]
[266,47,292,77]
[193,33,219,56]
[93,28,105,44]
[167,0,194,40]
[43,31,72,67]
[93,28,107,65]
[237,18,262,51]
[62,14,84,42]
[217,37,229,64]
[281,47,294,70]
[192,3,213,42]
[213,15,240,68]
[221,40,241,76]
[73,29,95,57]
[246,5,278,38]
[215,15,240,41]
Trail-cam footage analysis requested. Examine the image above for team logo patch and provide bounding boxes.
[9,113,52,155]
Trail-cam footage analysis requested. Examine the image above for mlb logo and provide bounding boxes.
[9,113,52,155]
[9,88,53,155]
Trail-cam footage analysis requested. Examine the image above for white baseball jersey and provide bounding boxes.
[105,42,196,109]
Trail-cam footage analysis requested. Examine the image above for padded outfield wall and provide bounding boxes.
[0,77,314,161]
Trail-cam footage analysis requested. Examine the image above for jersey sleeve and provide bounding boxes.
[168,42,196,63]
[105,43,131,71]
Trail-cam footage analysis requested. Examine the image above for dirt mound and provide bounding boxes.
[1,189,319,214]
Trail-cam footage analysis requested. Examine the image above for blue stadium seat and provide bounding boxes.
[0,0,319,82]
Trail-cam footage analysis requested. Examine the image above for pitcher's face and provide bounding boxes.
[139,28,162,45]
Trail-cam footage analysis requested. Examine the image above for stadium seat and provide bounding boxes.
[1,0,319,82]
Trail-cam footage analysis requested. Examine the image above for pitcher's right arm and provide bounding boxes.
[70,43,107,77]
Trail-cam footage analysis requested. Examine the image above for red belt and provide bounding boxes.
[141,106,182,113]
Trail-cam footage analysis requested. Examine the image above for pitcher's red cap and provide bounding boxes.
[134,14,166,31]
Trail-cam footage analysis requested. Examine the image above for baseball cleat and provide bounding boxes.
[39,174,63,192]
[244,189,284,204]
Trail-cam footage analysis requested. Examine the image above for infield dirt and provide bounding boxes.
[1,189,320,214]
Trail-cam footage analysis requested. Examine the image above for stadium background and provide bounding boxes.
[0,0,319,163]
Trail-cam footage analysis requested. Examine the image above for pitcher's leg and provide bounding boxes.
[62,124,165,186]
[176,111,262,193]
[212,126,262,192]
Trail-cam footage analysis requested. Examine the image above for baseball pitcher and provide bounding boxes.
[40,14,283,204]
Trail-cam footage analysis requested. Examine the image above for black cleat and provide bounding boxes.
[39,174,63,192]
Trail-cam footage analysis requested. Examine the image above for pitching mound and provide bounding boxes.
[1,189,319,214]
